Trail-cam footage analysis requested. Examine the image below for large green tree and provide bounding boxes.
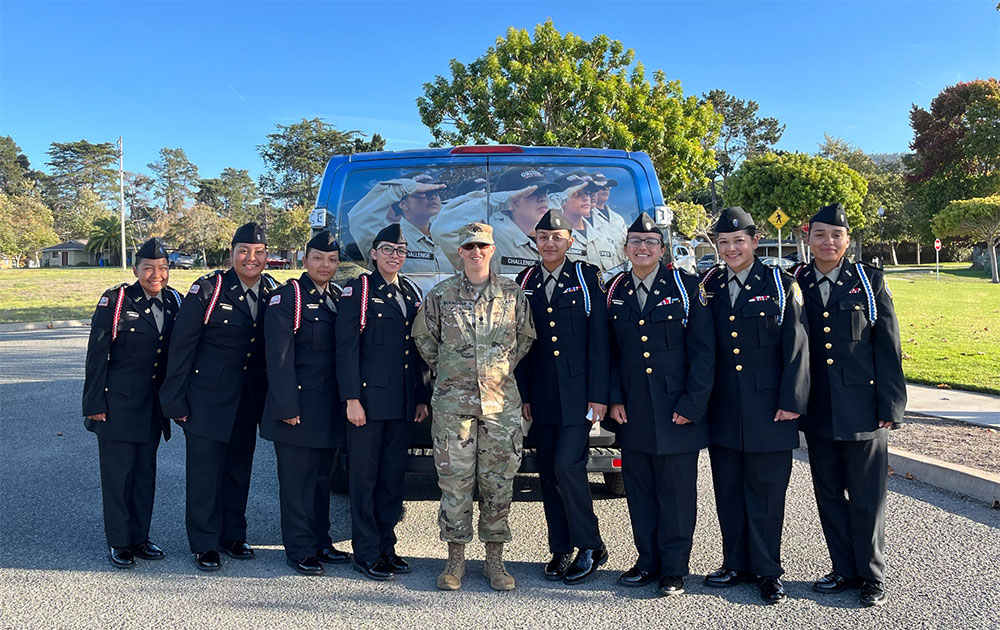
[417,20,720,197]
[269,206,312,261]
[148,147,200,213]
[258,118,384,211]
[0,186,59,266]
[0,136,36,193]
[727,152,868,260]
[44,140,119,209]
[196,167,259,224]
[55,187,111,240]
[671,201,716,254]
[166,203,236,268]
[85,214,137,266]
[934,195,1000,282]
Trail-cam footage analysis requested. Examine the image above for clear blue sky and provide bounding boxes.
[2,0,997,182]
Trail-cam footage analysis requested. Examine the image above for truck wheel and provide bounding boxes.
[330,448,349,495]
[603,471,625,496]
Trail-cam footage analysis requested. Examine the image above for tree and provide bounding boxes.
[123,172,160,237]
[269,206,312,263]
[671,200,717,255]
[197,167,259,224]
[726,152,868,261]
[934,195,1000,282]
[44,140,119,210]
[85,215,136,266]
[148,147,200,213]
[0,186,59,266]
[0,136,36,193]
[258,118,384,211]
[417,20,720,197]
[703,89,784,210]
[166,203,236,268]
[54,187,111,240]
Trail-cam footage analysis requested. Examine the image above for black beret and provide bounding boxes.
[626,212,662,237]
[307,230,339,252]
[535,208,572,232]
[809,203,850,230]
[135,237,168,261]
[232,222,266,246]
[373,223,406,245]
[714,206,755,233]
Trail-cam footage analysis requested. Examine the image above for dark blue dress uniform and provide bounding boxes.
[159,252,279,556]
[262,272,346,566]
[335,266,430,567]
[514,253,608,560]
[606,262,715,578]
[82,276,181,552]
[702,255,810,580]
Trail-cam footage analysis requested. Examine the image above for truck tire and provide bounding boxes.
[603,471,625,496]
[330,448,349,495]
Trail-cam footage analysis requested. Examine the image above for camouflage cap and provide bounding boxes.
[458,222,494,247]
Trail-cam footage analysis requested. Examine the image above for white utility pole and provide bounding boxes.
[118,137,126,269]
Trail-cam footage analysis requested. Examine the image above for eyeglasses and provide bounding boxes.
[460,243,492,251]
[376,245,408,258]
[626,237,664,248]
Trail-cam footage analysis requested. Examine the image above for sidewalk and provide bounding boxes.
[906,383,1000,430]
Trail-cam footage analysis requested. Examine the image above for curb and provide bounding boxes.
[0,319,90,333]
[887,447,1000,506]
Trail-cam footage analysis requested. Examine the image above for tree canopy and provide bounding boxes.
[148,147,200,213]
[54,187,111,240]
[934,195,1000,282]
[703,89,784,195]
[417,20,720,197]
[671,200,716,252]
[0,186,59,265]
[44,140,119,209]
[0,136,36,194]
[165,203,236,267]
[269,206,312,253]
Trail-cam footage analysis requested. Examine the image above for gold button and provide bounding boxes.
[314,317,319,321]
[643,351,650,358]
[156,348,161,354]
[405,321,410,326]
[253,323,257,328]
[549,321,555,328]
[733,348,740,355]
[641,335,648,342]
[129,327,135,332]
[194,369,199,374]
[645,367,653,374]
[158,335,163,341]
[760,311,765,316]
[823,326,831,333]
[826,358,834,365]
[638,319,645,326]
[729,315,735,321]
[870,379,875,385]
[825,343,832,349]
[735,365,743,371]
[153,362,158,367]
[405,350,409,355]
[297,385,302,390]
[668,315,673,320]
[553,350,560,357]
[152,375,156,379]
[246,352,252,357]
[104,387,108,392]
[377,313,383,318]
[405,364,409,369]
[224,319,228,324]
[250,338,255,342]
[243,366,247,371]
[405,334,410,340]
[547,307,553,313]
[854,305,861,310]
[731,331,738,338]
[823,311,829,318]
[362,382,367,387]
[551,336,557,342]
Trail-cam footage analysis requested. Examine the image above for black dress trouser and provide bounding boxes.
[347,418,408,564]
[533,422,602,553]
[274,442,335,561]
[97,437,159,548]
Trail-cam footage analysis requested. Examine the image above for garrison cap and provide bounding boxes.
[810,203,850,230]
[454,176,489,197]
[307,230,339,252]
[135,237,168,261]
[496,167,562,195]
[554,172,599,195]
[714,206,755,233]
[535,208,572,232]
[458,222,494,247]
[373,223,406,246]
[232,222,266,246]
[626,212,662,237]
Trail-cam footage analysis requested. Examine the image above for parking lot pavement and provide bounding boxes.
[2,328,999,630]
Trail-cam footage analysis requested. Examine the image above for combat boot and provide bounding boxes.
[484,542,515,591]
[437,543,465,590]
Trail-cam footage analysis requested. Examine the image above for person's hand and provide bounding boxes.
[282,416,300,426]
[175,416,187,423]
[346,399,366,427]
[521,403,533,423]
[508,184,538,201]
[610,404,627,425]
[773,410,800,422]
[587,402,607,424]
[878,420,894,429]
[414,182,447,194]
[87,413,106,422]
[672,412,691,425]
[414,404,429,423]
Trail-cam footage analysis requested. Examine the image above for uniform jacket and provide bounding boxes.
[82,281,182,443]
[514,261,609,425]
[606,264,715,455]
[413,271,536,415]
[158,268,279,442]
[793,259,906,440]
[702,258,810,452]
[262,274,345,448]
[335,270,430,421]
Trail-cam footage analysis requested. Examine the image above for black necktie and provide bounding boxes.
[247,289,257,302]
[150,297,162,310]
[636,283,648,308]
[543,274,556,300]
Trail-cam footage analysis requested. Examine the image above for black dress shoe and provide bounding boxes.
[289,556,324,576]
[109,546,135,569]
[317,546,351,564]
[564,545,608,585]
[758,577,787,604]
[860,581,887,606]
[219,540,255,560]
[195,550,222,572]
[381,553,411,574]
[812,571,862,594]
[353,559,395,581]
[543,552,574,580]
[129,540,165,560]
[704,567,755,588]
[657,575,685,596]
[618,565,657,587]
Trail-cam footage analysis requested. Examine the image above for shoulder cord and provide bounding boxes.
[359,274,370,333]
[772,266,787,326]
[605,272,627,308]
[672,268,690,328]
[110,286,127,341]
[855,263,878,323]
[202,273,223,325]
[574,262,591,317]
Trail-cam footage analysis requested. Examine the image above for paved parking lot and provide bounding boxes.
[1,328,998,629]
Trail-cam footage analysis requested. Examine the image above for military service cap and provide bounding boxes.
[307,230,339,252]
[589,172,618,188]
[714,206,755,233]
[458,222,494,247]
[626,212,662,237]
[554,172,598,195]
[810,203,850,230]
[135,237,168,261]
[373,223,406,245]
[232,222,266,246]
[535,208,572,232]
[454,176,489,197]
[496,167,562,195]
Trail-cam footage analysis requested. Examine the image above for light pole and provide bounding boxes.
[118,137,126,269]
[877,206,885,268]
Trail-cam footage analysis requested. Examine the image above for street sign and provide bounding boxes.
[934,238,942,251]
[934,239,941,282]
[768,208,790,230]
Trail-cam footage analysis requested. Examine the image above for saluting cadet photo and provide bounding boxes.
[700,207,810,604]
[793,203,907,607]
[158,222,279,572]
[412,222,536,591]
[262,230,351,576]
[81,238,181,569]
[336,223,430,582]
[514,208,609,585]
[605,212,714,596]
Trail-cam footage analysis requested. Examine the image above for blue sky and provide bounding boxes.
[2,1,997,182]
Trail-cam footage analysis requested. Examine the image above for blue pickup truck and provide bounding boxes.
[311,145,675,495]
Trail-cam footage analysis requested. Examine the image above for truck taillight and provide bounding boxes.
[612,458,622,468]
[449,145,525,154]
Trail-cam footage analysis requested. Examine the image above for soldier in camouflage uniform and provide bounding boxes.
[412,222,536,591]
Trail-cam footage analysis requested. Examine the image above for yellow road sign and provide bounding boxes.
[768,208,790,229]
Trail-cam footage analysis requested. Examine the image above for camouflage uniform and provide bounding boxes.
[413,270,536,543]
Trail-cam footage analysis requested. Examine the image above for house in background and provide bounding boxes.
[40,240,99,267]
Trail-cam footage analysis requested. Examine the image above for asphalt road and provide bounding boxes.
[1,328,998,630]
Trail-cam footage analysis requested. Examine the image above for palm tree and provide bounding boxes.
[85,215,135,266]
